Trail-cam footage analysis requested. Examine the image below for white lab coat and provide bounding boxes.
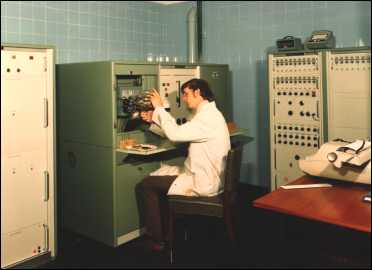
[149,101,231,197]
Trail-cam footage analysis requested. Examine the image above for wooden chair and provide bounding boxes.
[167,142,243,263]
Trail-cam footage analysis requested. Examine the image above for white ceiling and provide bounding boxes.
[149,1,189,5]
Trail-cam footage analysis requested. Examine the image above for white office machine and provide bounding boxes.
[299,139,371,184]
[1,44,56,268]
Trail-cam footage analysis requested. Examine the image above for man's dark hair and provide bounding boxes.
[181,79,215,102]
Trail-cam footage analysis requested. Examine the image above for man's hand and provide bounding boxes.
[149,89,164,108]
[140,111,153,123]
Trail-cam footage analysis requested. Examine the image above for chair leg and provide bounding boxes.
[170,247,174,264]
[168,208,174,264]
[184,229,189,241]
[224,207,237,246]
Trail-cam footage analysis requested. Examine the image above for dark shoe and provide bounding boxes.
[143,237,165,252]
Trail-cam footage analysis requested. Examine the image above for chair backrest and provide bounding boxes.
[223,142,243,203]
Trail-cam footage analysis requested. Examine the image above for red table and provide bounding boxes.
[253,175,371,233]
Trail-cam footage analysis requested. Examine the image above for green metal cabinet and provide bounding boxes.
[60,142,115,245]
[57,61,162,247]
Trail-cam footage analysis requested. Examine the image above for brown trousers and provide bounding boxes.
[141,175,177,242]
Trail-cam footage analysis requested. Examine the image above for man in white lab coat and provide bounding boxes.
[140,78,230,252]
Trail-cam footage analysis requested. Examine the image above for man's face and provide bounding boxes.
[182,87,203,109]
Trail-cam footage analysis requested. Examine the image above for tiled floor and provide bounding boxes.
[39,184,371,269]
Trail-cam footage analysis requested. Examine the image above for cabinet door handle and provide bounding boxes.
[43,98,48,128]
[43,224,49,251]
[44,171,49,201]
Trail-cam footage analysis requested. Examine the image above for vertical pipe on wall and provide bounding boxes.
[187,6,198,63]
[197,1,203,62]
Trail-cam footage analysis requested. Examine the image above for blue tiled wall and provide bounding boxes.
[1,1,174,63]
[202,1,371,187]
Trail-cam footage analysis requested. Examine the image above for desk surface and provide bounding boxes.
[117,128,250,155]
[253,176,371,233]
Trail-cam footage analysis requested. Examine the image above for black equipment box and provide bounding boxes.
[276,36,303,51]
[305,30,335,50]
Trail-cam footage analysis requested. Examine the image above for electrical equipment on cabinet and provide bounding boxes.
[305,30,335,50]
[276,36,303,51]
